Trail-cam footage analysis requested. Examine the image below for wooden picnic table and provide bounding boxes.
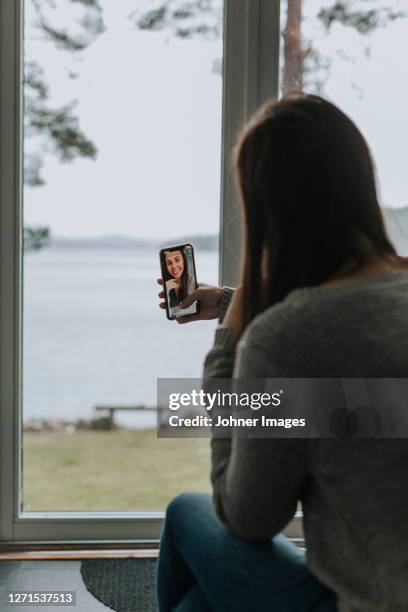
[94,405,167,429]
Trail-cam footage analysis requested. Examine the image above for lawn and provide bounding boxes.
[23,429,211,511]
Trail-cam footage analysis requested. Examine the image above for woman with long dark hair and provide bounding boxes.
[156,94,408,611]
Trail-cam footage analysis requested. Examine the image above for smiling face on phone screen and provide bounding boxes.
[165,250,185,279]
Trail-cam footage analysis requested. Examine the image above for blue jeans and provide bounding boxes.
[157,493,338,612]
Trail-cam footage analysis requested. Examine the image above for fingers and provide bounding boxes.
[176,313,201,324]
[156,278,167,311]
[179,289,201,309]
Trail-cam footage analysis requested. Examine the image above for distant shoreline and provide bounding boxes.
[24,206,408,256]
[47,234,219,251]
[26,205,408,255]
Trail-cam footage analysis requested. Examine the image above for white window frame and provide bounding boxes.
[0,0,302,545]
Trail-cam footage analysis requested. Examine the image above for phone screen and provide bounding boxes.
[160,243,199,320]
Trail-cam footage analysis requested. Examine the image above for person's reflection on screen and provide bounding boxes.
[164,249,195,309]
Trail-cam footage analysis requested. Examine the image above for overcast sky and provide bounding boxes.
[23,0,408,240]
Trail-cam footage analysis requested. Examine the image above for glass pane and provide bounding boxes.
[22,0,223,511]
[280,0,408,253]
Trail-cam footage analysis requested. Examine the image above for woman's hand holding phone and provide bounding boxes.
[165,279,179,292]
[157,279,223,323]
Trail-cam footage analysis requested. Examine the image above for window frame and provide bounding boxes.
[0,0,302,545]
[219,0,281,286]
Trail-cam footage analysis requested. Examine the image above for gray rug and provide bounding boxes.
[80,558,157,612]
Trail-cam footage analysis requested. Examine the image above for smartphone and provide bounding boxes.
[159,243,199,321]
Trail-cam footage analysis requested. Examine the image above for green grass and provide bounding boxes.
[23,429,211,511]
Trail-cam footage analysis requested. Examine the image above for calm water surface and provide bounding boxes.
[23,247,218,428]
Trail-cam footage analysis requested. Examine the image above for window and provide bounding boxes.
[0,0,279,543]
[22,0,223,514]
[280,0,408,252]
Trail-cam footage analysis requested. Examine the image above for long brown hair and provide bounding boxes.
[234,93,396,329]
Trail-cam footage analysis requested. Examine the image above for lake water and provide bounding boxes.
[23,247,219,428]
[21,214,408,430]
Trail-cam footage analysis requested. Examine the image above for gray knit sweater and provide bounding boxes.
[203,270,408,612]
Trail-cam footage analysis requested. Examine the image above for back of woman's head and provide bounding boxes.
[235,93,396,327]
